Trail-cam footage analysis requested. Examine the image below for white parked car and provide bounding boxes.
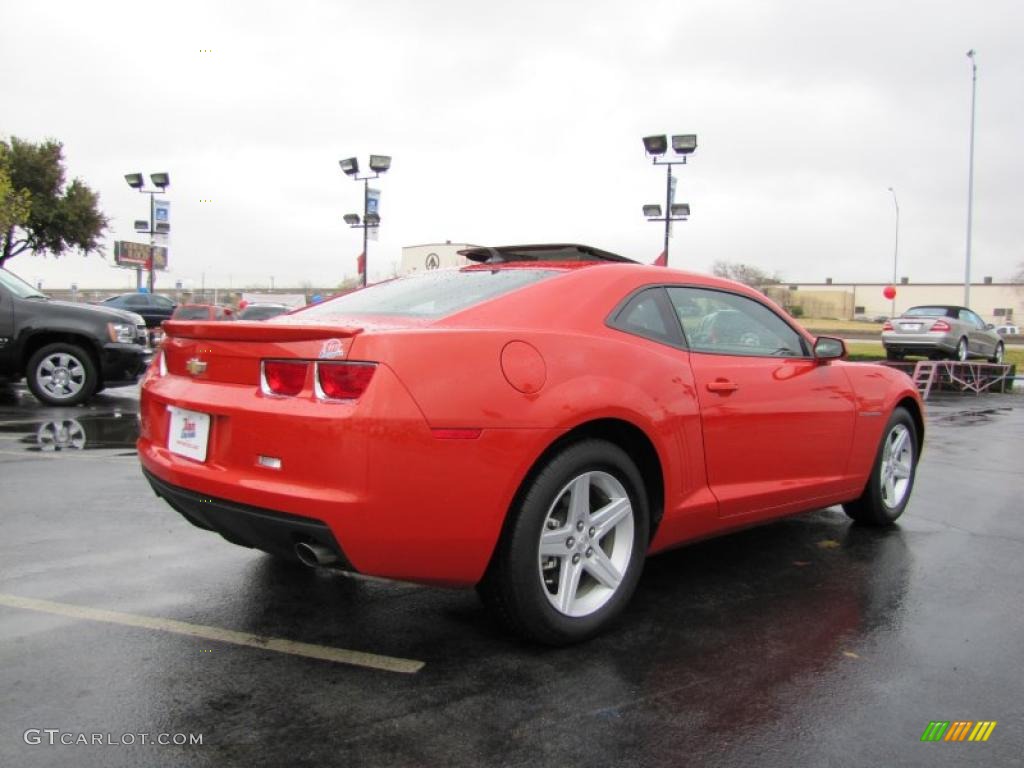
[994,324,1019,336]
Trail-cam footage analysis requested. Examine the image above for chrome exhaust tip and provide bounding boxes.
[294,541,340,567]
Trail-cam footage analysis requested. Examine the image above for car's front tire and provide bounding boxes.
[26,343,98,406]
[989,343,1004,364]
[478,439,649,645]
[843,407,918,526]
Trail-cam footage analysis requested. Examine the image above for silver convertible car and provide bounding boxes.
[882,305,1004,363]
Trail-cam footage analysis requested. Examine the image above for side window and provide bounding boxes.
[609,288,683,346]
[667,287,809,358]
[153,295,175,308]
[123,295,149,308]
[958,309,983,329]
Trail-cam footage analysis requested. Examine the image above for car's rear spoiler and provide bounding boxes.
[459,243,636,264]
[163,321,363,342]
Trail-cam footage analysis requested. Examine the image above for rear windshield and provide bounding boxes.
[295,268,557,319]
[905,306,956,318]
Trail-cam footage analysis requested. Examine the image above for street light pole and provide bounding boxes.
[888,186,899,317]
[663,164,673,258]
[124,172,169,294]
[340,155,391,288]
[363,177,369,288]
[148,191,156,293]
[964,49,978,307]
[642,134,696,265]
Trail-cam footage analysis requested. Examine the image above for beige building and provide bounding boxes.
[401,242,481,275]
[766,281,1021,324]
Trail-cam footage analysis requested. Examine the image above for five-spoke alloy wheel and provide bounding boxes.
[537,470,635,618]
[479,439,649,645]
[843,406,919,525]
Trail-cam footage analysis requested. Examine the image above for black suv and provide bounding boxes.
[0,267,150,405]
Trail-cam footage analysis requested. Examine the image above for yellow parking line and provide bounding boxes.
[0,593,424,675]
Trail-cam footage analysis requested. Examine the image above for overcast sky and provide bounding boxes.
[2,0,1022,291]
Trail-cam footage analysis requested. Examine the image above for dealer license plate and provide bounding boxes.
[901,323,922,331]
[167,406,211,462]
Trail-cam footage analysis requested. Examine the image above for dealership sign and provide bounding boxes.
[114,241,168,269]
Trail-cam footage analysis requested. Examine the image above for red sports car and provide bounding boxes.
[138,244,924,644]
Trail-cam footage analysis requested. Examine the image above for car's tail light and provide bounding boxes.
[882,321,893,331]
[931,320,951,332]
[315,362,376,401]
[262,361,308,396]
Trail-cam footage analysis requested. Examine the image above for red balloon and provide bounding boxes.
[883,285,896,300]
[238,299,249,310]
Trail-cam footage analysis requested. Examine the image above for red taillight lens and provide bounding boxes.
[882,321,893,331]
[931,320,951,332]
[263,361,308,396]
[316,362,376,400]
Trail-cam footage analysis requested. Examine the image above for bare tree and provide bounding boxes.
[711,260,781,288]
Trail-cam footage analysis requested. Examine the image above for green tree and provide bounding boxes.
[0,136,108,268]
[0,148,31,240]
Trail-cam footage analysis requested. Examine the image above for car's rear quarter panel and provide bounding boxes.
[352,324,715,558]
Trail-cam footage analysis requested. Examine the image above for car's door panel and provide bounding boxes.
[689,354,857,517]
[667,286,857,519]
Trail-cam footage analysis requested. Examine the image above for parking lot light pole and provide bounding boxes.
[964,49,977,307]
[340,155,391,288]
[642,135,696,265]
[887,187,899,318]
[125,172,170,293]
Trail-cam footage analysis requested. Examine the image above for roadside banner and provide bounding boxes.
[367,189,380,241]
[154,199,170,226]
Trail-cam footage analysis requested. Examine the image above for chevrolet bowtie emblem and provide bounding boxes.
[185,358,208,376]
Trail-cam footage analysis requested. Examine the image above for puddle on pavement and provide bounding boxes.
[934,406,1013,427]
[0,411,140,452]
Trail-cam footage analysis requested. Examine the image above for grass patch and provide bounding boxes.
[799,318,885,332]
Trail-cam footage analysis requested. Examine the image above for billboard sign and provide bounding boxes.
[114,241,168,270]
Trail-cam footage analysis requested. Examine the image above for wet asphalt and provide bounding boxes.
[0,382,1021,767]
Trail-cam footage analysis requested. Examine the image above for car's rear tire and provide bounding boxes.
[885,349,903,361]
[843,407,918,526]
[478,439,649,645]
[26,343,98,406]
[953,337,969,362]
[989,343,1004,364]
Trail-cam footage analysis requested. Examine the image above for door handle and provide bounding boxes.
[706,379,739,393]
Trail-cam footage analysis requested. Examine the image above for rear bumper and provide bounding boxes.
[138,365,561,586]
[144,468,352,567]
[882,334,955,355]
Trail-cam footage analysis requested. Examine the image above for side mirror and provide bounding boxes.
[814,336,846,362]
[985,323,994,330]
